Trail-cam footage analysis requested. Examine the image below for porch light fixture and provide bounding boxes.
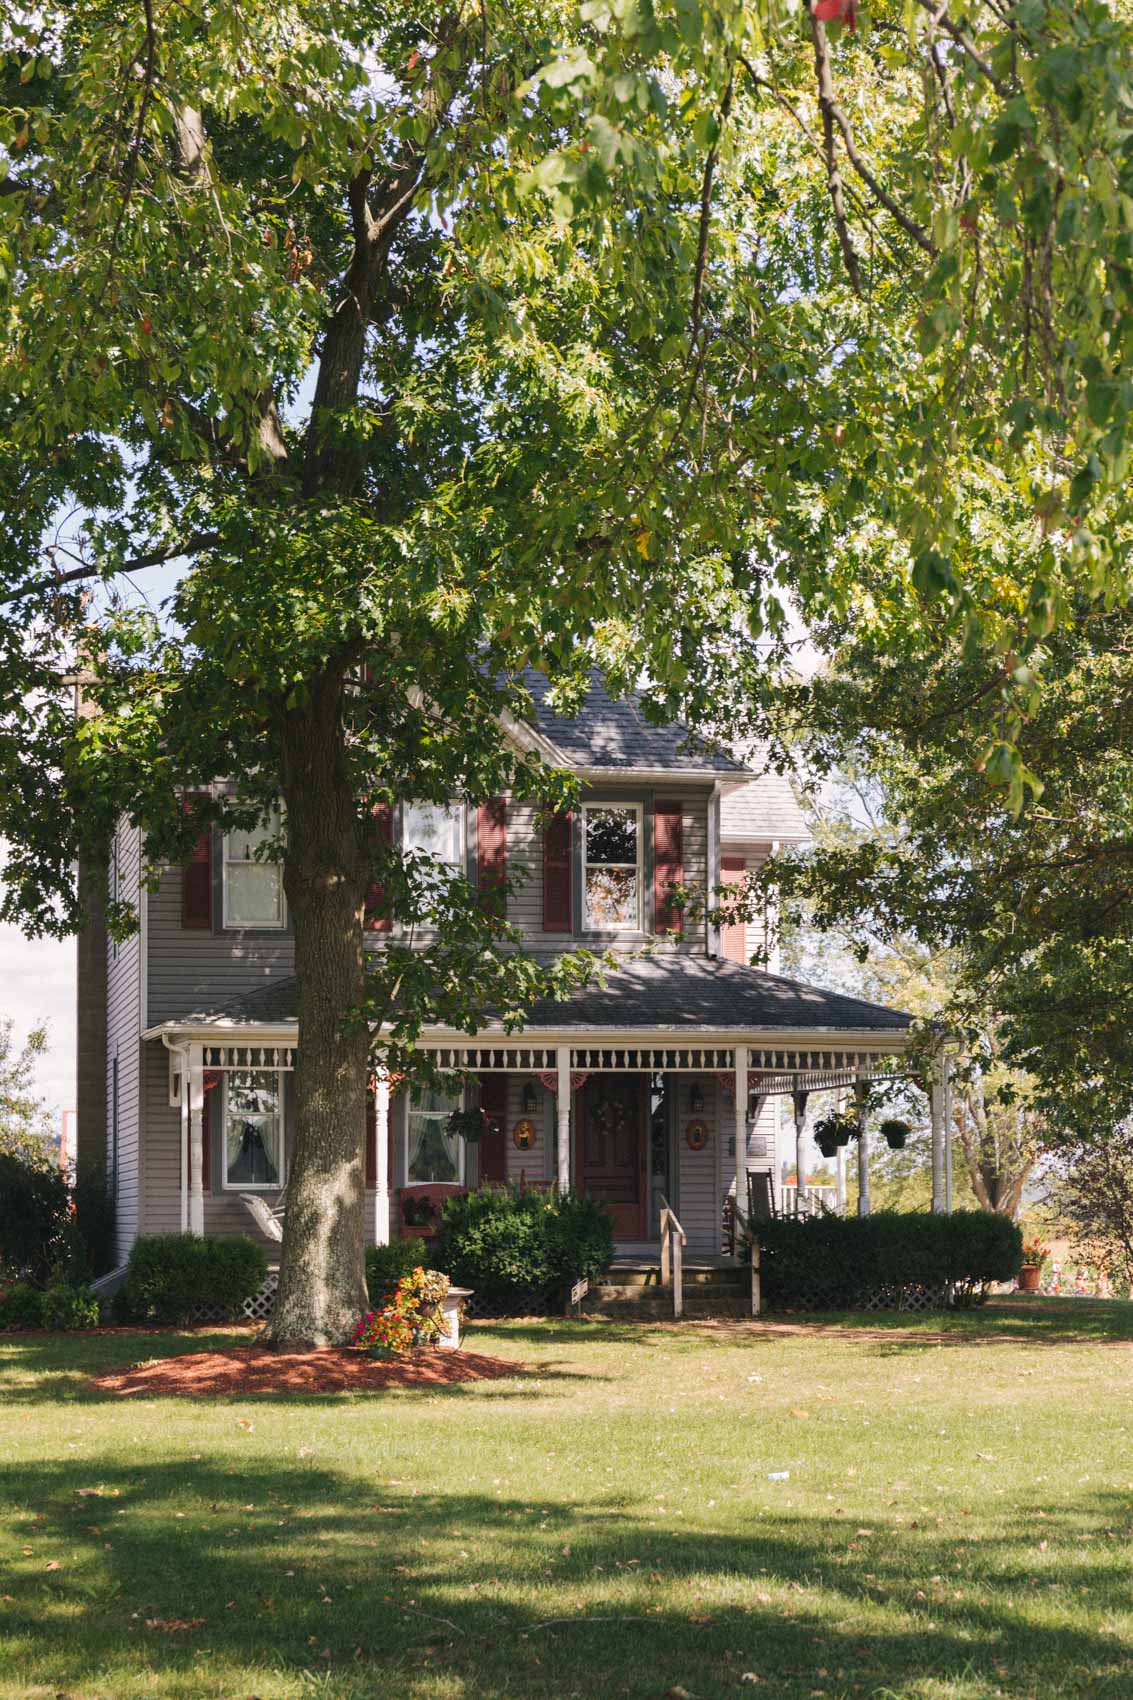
[689,1083,705,1114]
[522,1080,539,1114]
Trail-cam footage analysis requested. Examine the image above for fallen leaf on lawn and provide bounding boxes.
[689,1612,713,1623]
[145,1618,205,1632]
[44,1561,61,1572]
[237,1419,254,1432]
[741,1678,762,1686]
[855,1529,874,1537]
[790,1408,810,1419]
[664,1689,692,1699]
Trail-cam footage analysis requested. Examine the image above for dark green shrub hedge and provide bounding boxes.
[120,1235,268,1324]
[40,1283,100,1331]
[70,1166,118,1280]
[366,1239,427,1302]
[0,1282,45,1330]
[754,1211,1022,1311]
[434,1186,614,1312]
[0,1151,70,1283]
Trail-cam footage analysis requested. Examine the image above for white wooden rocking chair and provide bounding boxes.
[239,1191,286,1244]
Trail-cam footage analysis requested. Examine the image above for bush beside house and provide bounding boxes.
[434,1186,614,1313]
[755,1211,1022,1310]
[118,1234,268,1324]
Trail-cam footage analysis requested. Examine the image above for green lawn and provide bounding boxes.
[2,1300,1132,1700]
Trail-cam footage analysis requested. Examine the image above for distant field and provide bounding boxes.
[2,1298,1131,1699]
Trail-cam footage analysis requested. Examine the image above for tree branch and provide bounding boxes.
[690,67,734,342]
[0,532,221,607]
[808,15,864,296]
[808,18,936,256]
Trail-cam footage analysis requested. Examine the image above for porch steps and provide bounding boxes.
[585,1260,751,1320]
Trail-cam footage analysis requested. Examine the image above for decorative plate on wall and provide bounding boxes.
[512,1118,537,1150]
[685,1118,709,1151]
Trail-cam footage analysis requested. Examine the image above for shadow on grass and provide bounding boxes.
[1,1449,1129,1699]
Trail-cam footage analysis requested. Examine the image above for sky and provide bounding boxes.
[0,921,75,1138]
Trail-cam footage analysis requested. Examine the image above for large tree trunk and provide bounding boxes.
[267,666,370,1346]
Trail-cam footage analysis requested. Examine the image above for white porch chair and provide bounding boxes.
[240,1192,286,1243]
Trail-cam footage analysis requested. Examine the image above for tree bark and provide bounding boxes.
[267,665,371,1345]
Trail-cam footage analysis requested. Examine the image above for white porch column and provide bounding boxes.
[834,1087,847,1215]
[855,1077,870,1217]
[188,1046,205,1236]
[556,1044,571,1193]
[939,1054,945,1217]
[734,1044,748,1228]
[931,1063,946,1213]
[179,1049,189,1233]
[374,1070,391,1246]
[792,1090,807,1213]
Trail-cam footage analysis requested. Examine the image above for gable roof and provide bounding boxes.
[159,955,911,1037]
[522,670,749,777]
[720,772,810,844]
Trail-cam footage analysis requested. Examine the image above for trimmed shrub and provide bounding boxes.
[40,1282,100,1331]
[366,1239,426,1303]
[541,1191,616,1303]
[0,1282,44,1330]
[754,1211,1022,1311]
[434,1186,614,1313]
[0,1150,70,1283]
[120,1234,268,1324]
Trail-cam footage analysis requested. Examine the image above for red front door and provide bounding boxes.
[577,1077,648,1240]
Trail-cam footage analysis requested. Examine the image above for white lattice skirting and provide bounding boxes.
[188,1271,279,1326]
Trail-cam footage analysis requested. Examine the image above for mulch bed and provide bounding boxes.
[90,1345,522,1397]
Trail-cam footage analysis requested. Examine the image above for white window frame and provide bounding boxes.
[401,800,466,872]
[222,813,286,930]
[220,1069,286,1192]
[404,1082,465,1186]
[582,801,644,932]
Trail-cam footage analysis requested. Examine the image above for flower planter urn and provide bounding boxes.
[1019,1265,1041,1293]
[439,1287,472,1350]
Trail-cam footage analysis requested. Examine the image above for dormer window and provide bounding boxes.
[583,803,642,931]
[403,802,464,870]
[222,814,285,929]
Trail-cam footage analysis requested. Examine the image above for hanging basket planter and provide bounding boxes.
[879,1118,912,1151]
[812,1112,859,1161]
[446,1107,491,1145]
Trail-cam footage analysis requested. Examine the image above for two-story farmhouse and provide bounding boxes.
[77,674,914,1271]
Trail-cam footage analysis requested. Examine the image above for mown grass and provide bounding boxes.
[2,1298,1132,1700]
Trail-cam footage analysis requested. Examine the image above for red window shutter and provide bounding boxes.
[478,1074,508,1184]
[542,809,572,931]
[721,855,747,963]
[653,802,684,933]
[365,1086,377,1188]
[202,1071,221,1193]
[180,794,212,930]
[364,803,394,932]
[477,797,507,916]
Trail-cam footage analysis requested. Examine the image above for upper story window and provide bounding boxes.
[583,803,642,931]
[222,815,285,929]
[403,802,464,871]
[223,1070,284,1190]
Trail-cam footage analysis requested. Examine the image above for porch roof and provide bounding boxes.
[145,955,912,1042]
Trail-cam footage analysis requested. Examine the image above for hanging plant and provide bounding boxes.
[879,1118,912,1151]
[446,1107,492,1145]
[812,1111,859,1160]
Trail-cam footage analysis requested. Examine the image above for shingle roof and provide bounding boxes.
[523,670,749,774]
[175,956,910,1035]
[720,773,810,844]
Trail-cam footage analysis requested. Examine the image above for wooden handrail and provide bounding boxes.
[659,1196,687,1320]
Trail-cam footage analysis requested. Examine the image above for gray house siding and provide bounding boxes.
[146,856,294,1027]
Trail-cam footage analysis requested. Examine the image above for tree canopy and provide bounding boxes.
[3,0,1133,1337]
